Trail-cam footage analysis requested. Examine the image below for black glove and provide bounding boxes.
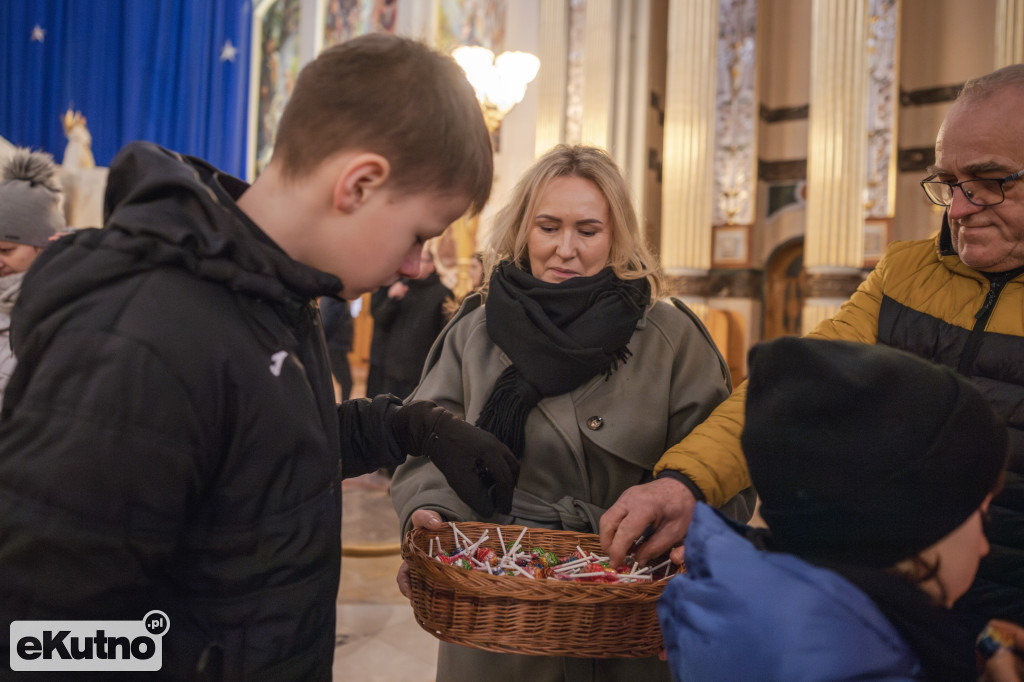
[393,400,519,516]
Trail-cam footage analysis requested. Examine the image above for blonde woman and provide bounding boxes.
[392,144,753,681]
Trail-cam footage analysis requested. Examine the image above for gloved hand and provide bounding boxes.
[393,400,519,516]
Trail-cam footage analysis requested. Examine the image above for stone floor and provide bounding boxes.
[334,472,440,682]
[333,364,439,681]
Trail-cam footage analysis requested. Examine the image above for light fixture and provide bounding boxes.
[452,45,540,132]
[447,45,540,299]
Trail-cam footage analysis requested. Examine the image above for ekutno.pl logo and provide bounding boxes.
[10,610,169,672]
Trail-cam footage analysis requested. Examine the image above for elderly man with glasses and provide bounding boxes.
[601,64,1024,631]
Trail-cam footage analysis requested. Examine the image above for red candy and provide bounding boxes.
[428,525,670,584]
[475,547,499,566]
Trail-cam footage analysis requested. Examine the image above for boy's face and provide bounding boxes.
[910,495,992,608]
[316,189,468,299]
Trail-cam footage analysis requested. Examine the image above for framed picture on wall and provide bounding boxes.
[712,225,752,268]
[248,0,303,180]
[322,0,398,50]
[437,0,506,54]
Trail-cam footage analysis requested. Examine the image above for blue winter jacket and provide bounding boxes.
[657,503,925,681]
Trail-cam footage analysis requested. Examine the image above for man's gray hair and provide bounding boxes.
[958,63,1024,103]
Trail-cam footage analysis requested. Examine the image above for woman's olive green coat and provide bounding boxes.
[391,294,733,682]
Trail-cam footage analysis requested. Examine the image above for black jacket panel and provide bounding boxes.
[0,142,400,680]
[372,272,452,390]
[877,282,1024,624]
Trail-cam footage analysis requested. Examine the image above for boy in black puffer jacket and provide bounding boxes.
[0,34,517,681]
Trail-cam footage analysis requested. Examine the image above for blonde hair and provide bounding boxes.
[484,144,662,299]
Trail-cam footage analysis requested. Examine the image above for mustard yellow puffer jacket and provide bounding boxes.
[656,228,1024,624]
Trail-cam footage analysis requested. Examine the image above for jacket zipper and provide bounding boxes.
[957,275,1012,374]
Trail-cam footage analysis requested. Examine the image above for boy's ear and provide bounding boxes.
[333,153,390,213]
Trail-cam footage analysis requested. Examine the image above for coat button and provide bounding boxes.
[587,416,604,430]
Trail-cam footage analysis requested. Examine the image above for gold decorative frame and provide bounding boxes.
[247,0,303,180]
[712,225,753,268]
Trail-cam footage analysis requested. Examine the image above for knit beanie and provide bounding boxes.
[742,337,1007,568]
[0,148,65,246]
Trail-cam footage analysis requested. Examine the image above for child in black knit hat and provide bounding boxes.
[658,337,1023,681]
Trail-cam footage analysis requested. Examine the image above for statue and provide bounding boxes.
[59,108,107,228]
[61,109,96,170]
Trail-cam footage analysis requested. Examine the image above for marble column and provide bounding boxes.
[580,0,616,147]
[662,0,719,316]
[803,0,870,332]
[996,0,1024,68]
[618,0,653,214]
[535,0,569,157]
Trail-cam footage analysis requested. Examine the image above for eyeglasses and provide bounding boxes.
[920,169,1024,207]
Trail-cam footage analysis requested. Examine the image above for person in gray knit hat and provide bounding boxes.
[0,147,65,408]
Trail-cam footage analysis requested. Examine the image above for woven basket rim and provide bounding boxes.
[401,521,678,658]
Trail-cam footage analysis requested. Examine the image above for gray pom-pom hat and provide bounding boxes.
[0,148,66,247]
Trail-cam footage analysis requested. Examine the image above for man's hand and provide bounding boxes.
[397,510,446,599]
[599,477,698,567]
[393,401,519,516]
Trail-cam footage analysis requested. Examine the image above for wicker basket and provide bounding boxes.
[402,521,679,658]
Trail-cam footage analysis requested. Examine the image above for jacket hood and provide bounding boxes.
[13,142,342,348]
[657,504,921,679]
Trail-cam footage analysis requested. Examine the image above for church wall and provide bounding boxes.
[681,0,1009,371]
[893,0,998,244]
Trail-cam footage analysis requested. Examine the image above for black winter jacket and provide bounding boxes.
[0,142,406,680]
[809,216,1024,625]
[371,272,452,394]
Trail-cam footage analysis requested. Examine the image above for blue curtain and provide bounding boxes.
[0,0,251,178]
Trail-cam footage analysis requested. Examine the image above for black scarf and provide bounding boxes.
[798,557,974,675]
[813,560,979,681]
[476,262,650,458]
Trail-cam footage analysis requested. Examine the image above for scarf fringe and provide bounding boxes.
[604,347,632,380]
[477,263,648,456]
[475,365,541,459]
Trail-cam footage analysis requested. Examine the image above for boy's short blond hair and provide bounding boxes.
[273,34,493,216]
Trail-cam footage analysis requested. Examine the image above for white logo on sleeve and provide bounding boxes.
[269,350,288,376]
[10,610,169,672]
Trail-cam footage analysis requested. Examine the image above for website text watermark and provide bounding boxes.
[10,610,168,672]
